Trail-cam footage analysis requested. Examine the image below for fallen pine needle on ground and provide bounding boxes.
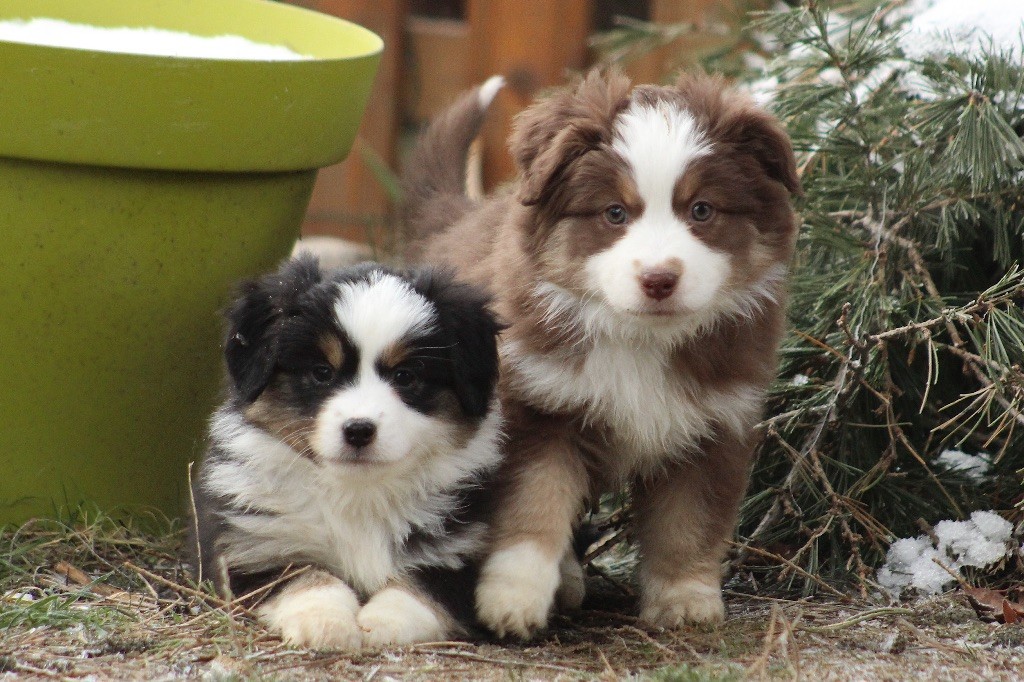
[1,512,1022,681]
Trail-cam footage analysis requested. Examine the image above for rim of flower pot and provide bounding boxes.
[0,0,382,172]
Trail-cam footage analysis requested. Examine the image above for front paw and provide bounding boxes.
[358,587,448,647]
[257,579,362,649]
[640,577,726,627]
[476,542,561,639]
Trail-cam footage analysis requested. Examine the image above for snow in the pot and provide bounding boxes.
[877,511,1015,595]
[0,18,310,61]
[900,0,1024,58]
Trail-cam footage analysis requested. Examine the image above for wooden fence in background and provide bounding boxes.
[286,0,734,245]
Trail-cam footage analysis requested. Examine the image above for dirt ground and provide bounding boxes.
[2,517,1023,681]
[6,589,1024,681]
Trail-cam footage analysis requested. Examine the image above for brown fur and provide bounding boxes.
[404,69,800,636]
[318,334,345,370]
[244,386,316,461]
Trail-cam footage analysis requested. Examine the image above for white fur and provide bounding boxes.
[534,265,787,348]
[358,587,448,647]
[334,272,437,359]
[478,75,505,108]
[531,280,714,347]
[503,335,764,471]
[639,574,725,626]
[204,404,502,595]
[476,541,562,639]
[308,271,464,466]
[613,100,711,206]
[581,100,737,323]
[311,272,449,463]
[257,578,362,649]
[585,220,729,316]
[311,374,449,465]
[730,263,789,320]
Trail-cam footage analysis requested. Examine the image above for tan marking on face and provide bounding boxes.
[319,334,344,370]
[245,389,316,459]
[378,340,412,370]
[661,256,683,274]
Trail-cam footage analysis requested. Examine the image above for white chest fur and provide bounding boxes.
[503,338,762,476]
[204,409,499,596]
[215,467,407,594]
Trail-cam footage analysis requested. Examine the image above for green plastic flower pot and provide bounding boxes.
[0,0,382,523]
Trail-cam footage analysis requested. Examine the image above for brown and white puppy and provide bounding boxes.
[403,70,800,638]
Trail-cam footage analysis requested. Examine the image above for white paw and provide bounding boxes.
[257,580,362,650]
[555,551,586,612]
[476,542,560,639]
[639,577,726,627]
[357,587,448,648]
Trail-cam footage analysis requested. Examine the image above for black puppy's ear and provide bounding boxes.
[413,269,505,418]
[224,255,323,402]
[224,282,279,403]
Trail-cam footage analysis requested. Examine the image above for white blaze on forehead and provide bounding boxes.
[334,270,436,360]
[312,271,440,465]
[611,100,711,208]
[585,99,731,320]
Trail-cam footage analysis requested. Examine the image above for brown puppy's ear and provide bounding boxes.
[728,107,802,197]
[509,68,632,206]
[675,71,802,197]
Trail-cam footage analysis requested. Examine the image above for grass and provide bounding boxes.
[2,508,1023,680]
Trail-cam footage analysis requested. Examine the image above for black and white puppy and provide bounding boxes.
[190,256,503,649]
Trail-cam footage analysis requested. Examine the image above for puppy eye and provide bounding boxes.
[603,204,628,226]
[392,368,417,388]
[310,364,334,383]
[690,201,714,222]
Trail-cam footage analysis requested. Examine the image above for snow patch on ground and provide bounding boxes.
[877,511,1015,595]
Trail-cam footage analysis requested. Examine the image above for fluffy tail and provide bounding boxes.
[402,76,504,242]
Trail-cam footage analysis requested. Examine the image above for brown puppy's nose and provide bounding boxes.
[639,270,679,301]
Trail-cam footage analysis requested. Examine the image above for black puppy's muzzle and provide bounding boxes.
[342,418,377,448]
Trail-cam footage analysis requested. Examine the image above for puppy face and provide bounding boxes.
[224,258,501,468]
[510,71,800,335]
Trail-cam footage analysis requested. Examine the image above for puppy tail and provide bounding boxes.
[402,76,504,240]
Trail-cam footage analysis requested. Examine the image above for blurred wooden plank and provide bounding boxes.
[289,0,405,242]
[624,0,757,84]
[624,0,709,84]
[403,16,471,124]
[467,0,593,189]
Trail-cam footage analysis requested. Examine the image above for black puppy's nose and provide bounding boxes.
[342,419,377,448]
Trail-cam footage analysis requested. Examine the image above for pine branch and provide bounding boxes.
[735,0,1024,592]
